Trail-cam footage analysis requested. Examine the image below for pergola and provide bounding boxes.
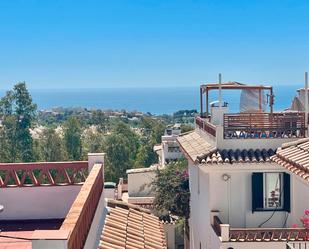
[199,82,274,117]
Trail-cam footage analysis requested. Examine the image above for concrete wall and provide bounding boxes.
[189,163,210,249]
[205,166,288,228]
[104,188,116,199]
[215,126,299,151]
[290,175,309,226]
[200,163,304,228]
[162,137,183,165]
[164,223,175,249]
[0,185,81,220]
[189,162,309,248]
[127,171,156,197]
[196,126,300,151]
[32,239,68,249]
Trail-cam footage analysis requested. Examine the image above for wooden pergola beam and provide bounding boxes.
[200,83,274,116]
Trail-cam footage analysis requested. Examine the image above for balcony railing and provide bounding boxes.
[229,228,309,242]
[0,161,88,187]
[223,112,306,139]
[287,242,309,249]
[195,116,216,137]
[212,216,309,243]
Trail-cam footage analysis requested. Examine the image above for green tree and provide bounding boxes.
[104,134,133,182]
[134,142,157,168]
[91,110,109,133]
[104,122,139,181]
[40,127,66,161]
[82,128,104,158]
[63,117,82,160]
[0,82,37,162]
[180,124,194,133]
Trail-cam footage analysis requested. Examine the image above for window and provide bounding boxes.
[167,146,181,153]
[252,172,290,212]
[264,173,283,209]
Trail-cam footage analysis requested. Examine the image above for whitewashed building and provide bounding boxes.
[155,124,183,166]
[177,82,309,249]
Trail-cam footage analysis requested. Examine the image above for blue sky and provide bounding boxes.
[0,0,309,89]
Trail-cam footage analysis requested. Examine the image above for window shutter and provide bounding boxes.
[252,173,263,212]
[283,173,291,212]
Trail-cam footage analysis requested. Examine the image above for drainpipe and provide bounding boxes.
[305,72,308,137]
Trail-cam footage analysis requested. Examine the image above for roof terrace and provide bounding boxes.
[196,81,307,150]
[0,153,105,249]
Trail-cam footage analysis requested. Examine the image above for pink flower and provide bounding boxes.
[305,209,309,216]
[292,224,298,228]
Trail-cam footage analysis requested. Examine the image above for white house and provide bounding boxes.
[155,124,183,166]
[177,82,309,249]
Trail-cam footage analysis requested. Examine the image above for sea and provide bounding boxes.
[1,84,303,115]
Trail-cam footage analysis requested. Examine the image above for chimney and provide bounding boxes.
[88,153,105,179]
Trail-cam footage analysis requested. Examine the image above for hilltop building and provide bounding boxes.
[177,81,309,249]
[155,124,183,166]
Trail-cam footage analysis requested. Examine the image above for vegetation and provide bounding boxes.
[0,82,194,183]
[153,159,190,219]
[0,82,37,162]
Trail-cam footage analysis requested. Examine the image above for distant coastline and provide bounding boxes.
[0,85,302,115]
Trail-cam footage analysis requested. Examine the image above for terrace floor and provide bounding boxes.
[0,219,64,249]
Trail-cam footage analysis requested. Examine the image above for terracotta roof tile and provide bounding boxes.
[177,131,275,164]
[199,149,275,165]
[98,201,167,249]
[271,138,309,182]
[177,131,216,162]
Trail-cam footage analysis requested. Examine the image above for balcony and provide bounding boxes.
[223,112,306,139]
[212,216,309,243]
[196,112,306,140]
[195,116,216,137]
[0,154,105,249]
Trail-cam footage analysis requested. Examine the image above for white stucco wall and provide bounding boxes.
[215,126,300,151]
[196,126,300,151]
[104,188,116,199]
[32,239,68,249]
[189,162,309,249]
[189,163,211,249]
[290,175,309,227]
[0,185,81,220]
[127,171,156,197]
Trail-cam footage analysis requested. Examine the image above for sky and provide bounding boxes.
[0,0,309,89]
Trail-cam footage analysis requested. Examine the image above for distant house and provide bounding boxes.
[177,82,309,249]
[155,124,183,166]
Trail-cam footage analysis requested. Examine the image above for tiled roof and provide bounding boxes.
[177,131,216,162]
[199,149,276,164]
[177,131,276,164]
[271,138,309,182]
[99,200,167,249]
